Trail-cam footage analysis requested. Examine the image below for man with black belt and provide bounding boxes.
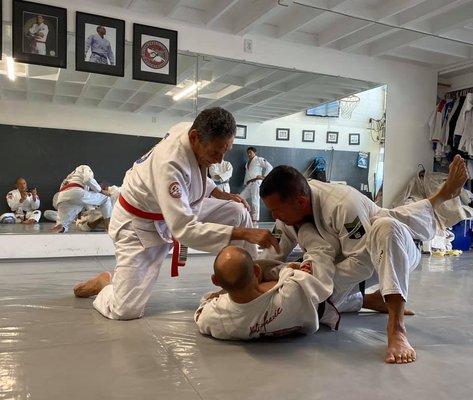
[240,147,273,224]
[209,159,233,193]
[73,108,279,320]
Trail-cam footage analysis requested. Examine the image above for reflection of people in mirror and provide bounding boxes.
[85,26,115,65]
[0,177,41,224]
[25,15,49,55]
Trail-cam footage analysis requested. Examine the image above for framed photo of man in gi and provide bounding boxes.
[133,23,178,85]
[75,12,125,77]
[12,0,67,68]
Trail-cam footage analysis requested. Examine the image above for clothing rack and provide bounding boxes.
[445,86,473,100]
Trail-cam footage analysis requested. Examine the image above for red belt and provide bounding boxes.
[118,194,185,277]
[60,183,84,191]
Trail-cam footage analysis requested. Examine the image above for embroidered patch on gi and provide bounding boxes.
[272,227,283,242]
[344,217,366,240]
[378,250,384,264]
[169,182,182,198]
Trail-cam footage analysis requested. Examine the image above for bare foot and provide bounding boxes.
[22,219,36,225]
[74,271,111,298]
[432,155,468,207]
[385,324,416,364]
[363,291,415,315]
[50,224,65,233]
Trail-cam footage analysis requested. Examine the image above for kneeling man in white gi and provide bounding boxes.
[259,155,468,364]
[51,165,112,233]
[73,108,279,320]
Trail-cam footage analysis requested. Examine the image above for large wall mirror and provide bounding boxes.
[0,24,385,231]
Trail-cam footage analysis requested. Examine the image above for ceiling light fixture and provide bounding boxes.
[172,81,210,102]
[6,56,16,81]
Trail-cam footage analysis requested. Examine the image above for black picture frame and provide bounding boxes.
[75,12,125,77]
[236,124,247,139]
[12,0,67,68]
[349,133,360,145]
[302,130,315,143]
[133,23,178,84]
[276,128,290,141]
[326,131,338,144]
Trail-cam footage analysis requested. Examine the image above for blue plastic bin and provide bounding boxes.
[451,220,473,251]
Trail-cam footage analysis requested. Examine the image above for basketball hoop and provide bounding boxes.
[339,95,360,119]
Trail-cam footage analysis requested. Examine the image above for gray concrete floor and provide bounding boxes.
[0,252,472,399]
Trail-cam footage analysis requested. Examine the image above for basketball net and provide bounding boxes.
[340,95,360,119]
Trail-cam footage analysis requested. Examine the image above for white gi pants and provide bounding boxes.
[93,198,256,320]
[0,210,41,223]
[57,188,112,230]
[240,181,261,221]
[332,200,434,307]
[33,42,46,55]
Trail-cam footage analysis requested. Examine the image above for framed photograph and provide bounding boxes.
[133,23,178,84]
[12,0,67,68]
[349,133,360,145]
[75,12,125,77]
[302,130,315,143]
[276,128,290,141]
[326,131,339,144]
[236,124,247,139]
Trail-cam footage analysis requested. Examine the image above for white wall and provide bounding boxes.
[236,86,385,194]
[446,72,473,92]
[0,0,437,206]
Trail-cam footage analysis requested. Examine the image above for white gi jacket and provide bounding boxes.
[244,156,273,184]
[454,93,473,156]
[209,161,233,192]
[6,189,40,215]
[28,23,48,43]
[120,122,233,253]
[195,266,331,340]
[60,165,102,192]
[85,34,115,64]
[262,180,436,303]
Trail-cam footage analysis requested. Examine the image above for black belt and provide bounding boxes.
[217,180,230,184]
[317,301,326,318]
[92,52,106,58]
[358,281,366,296]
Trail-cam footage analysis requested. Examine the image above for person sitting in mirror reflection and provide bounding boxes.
[209,160,233,193]
[85,26,115,65]
[0,177,41,224]
[240,147,273,224]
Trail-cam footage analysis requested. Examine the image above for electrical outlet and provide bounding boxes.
[152,116,157,123]
[244,38,253,54]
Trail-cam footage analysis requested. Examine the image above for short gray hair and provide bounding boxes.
[191,107,236,143]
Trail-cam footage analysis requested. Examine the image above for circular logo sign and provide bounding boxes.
[169,182,182,199]
[141,40,169,70]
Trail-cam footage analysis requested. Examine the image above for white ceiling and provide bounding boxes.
[1,0,472,119]
[0,48,377,122]
[111,0,473,78]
